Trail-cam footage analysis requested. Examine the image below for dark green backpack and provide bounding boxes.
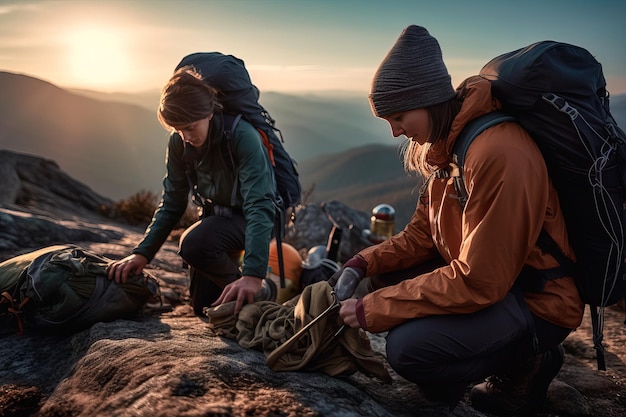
[0,245,160,335]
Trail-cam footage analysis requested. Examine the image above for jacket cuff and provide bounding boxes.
[132,248,154,263]
[355,298,368,330]
[344,255,368,275]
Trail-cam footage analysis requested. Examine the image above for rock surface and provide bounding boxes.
[1,151,625,417]
[1,206,625,417]
[0,150,113,216]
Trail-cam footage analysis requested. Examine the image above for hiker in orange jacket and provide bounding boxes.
[333,25,584,414]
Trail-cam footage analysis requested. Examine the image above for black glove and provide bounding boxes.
[332,267,365,301]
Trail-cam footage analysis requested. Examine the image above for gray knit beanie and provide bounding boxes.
[369,25,456,117]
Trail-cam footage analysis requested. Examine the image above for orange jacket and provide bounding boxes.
[358,76,584,333]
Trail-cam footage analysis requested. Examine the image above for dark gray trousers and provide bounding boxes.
[178,212,246,315]
[374,258,571,406]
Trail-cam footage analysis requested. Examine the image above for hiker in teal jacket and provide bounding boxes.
[107,66,277,316]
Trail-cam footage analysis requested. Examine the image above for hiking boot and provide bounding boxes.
[420,382,468,413]
[469,344,564,415]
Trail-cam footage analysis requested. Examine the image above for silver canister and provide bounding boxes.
[369,204,395,243]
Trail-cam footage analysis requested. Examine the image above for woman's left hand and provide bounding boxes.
[339,298,361,329]
[212,275,263,315]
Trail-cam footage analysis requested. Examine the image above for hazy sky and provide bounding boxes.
[1,0,625,95]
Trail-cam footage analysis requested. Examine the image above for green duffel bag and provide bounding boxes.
[0,244,160,334]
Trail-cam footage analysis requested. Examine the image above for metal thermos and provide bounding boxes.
[369,204,395,243]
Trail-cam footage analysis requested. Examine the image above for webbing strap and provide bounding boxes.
[225,114,286,287]
[535,229,576,276]
[452,111,516,208]
[590,305,607,370]
[1,291,29,335]
[274,206,286,289]
[185,113,287,286]
[223,114,243,208]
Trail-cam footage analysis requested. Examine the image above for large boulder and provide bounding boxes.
[0,150,113,216]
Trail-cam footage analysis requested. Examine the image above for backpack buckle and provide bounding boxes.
[543,93,579,120]
[435,168,450,179]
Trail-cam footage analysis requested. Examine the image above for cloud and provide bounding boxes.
[244,65,376,93]
[0,2,40,15]
[249,65,321,72]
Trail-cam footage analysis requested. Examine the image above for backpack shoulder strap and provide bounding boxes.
[182,140,206,209]
[452,111,516,207]
[453,111,516,169]
[222,113,242,207]
[182,114,243,211]
[223,113,243,143]
[454,111,581,349]
[224,113,286,288]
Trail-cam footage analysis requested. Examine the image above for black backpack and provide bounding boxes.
[175,52,302,290]
[452,41,626,370]
[175,52,302,210]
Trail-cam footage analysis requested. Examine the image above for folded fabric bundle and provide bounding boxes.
[204,281,391,383]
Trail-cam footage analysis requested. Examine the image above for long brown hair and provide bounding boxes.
[401,97,461,177]
[157,66,223,130]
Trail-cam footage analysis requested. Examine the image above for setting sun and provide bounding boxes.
[64,26,130,90]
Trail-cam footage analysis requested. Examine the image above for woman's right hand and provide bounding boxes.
[339,298,361,329]
[212,275,264,315]
[107,254,148,284]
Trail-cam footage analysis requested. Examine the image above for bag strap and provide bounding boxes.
[223,114,286,289]
[452,111,516,207]
[183,142,209,211]
[1,269,31,335]
[183,114,242,215]
[452,112,582,333]
[223,114,243,208]
[176,115,289,287]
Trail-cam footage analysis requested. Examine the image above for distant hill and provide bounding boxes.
[64,89,423,227]
[259,92,392,159]
[0,72,169,200]
[0,72,392,191]
[298,143,421,228]
[3,71,626,229]
[70,87,394,160]
[1,71,413,222]
[612,94,626,128]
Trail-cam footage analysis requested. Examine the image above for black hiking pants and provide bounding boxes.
[178,212,246,316]
[370,258,571,408]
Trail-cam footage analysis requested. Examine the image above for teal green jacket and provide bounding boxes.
[133,114,276,279]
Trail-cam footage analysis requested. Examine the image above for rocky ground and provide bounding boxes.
[0,206,624,417]
[0,149,624,416]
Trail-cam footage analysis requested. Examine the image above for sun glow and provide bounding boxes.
[64,26,131,90]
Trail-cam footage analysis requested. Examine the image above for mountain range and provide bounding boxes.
[1,71,625,229]
[0,71,418,226]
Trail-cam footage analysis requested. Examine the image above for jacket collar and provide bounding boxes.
[426,76,502,169]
